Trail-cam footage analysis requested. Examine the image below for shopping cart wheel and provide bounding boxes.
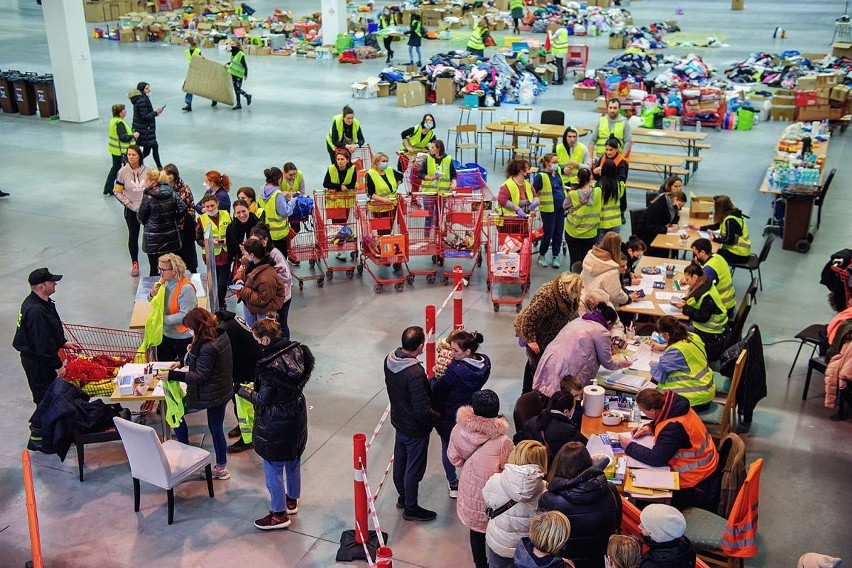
[326,270,334,281]
[515,303,523,313]
[493,303,500,312]
[374,284,384,293]
[357,264,364,275]
[406,274,415,285]
[317,278,325,288]
[431,255,438,264]
[442,275,450,285]
[346,269,355,279]
[394,282,404,292]
[392,263,402,272]
[426,274,436,284]
[486,281,491,291]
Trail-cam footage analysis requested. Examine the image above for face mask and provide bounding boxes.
[247,254,255,263]
[208,209,218,217]
[203,182,210,190]
[424,121,434,129]
[550,163,559,172]
[379,162,388,170]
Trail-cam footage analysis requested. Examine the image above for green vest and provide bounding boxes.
[367,169,398,201]
[500,178,534,216]
[257,189,290,240]
[556,142,587,185]
[326,114,362,151]
[108,117,133,156]
[719,214,751,258]
[401,125,435,152]
[468,27,486,51]
[704,254,736,310]
[686,283,729,335]
[162,380,186,428]
[379,14,393,29]
[537,173,556,213]
[421,154,453,195]
[327,164,357,188]
[661,333,715,407]
[551,28,568,55]
[565,187,601,239]
[594,116,626,154]
[229,50,246,78]
[598,180,625,230]
[282,171,303,194]
[199,210,231,255]
[185,46,201,63]
[509,0,524,9]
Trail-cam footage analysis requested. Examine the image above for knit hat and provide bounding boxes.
[640,504,686,543]
[798,553,842,568]
[471,389,499,418]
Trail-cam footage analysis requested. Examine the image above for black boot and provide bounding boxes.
[246,94,252,106]
[211,100,218,107]
[27,426,43,452]
[0,189,10,197]
[182,104,192,112]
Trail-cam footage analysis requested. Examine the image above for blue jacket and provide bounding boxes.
[431,354,491,433]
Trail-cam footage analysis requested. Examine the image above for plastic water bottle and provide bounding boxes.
[630,401,641,424]
[696,120,702,133]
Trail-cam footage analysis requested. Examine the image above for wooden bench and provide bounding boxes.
[625,180,660,192]
[633,136,712,151]
[629,163,690,177]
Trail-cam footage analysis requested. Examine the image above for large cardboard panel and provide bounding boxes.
[435,77,456,105]
[182,56,235,105]
[397,81,426,107]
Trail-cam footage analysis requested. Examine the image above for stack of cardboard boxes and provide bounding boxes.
[794,72,847,121]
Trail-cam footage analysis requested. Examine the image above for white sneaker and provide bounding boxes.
[336,251,347,261]
[448,481,459,499]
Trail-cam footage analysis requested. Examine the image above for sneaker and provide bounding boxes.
[246,94,252,106]
[552,257,561,269]
[254,511,291,530]
[286,497,299,515]
[396,496,405,509]
[130,261,139,277]
[211,465,231,480]
[228,425,241,438]
[537,255,548,267]
[289,257,301,267]
[181,105,192,112]
[336,251,347,261]
[232,104,242,110]
[448,480,459,499]
[402,505,437,522]
[227,439,253,453]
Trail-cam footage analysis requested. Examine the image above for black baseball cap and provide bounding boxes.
[28,268,63,286]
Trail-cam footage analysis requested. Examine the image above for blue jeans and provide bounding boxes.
[438,426,457,483]
[538,205,565,258]
[173,403,228,467]
[263,457,302,513]
[393,431,430,509]
[185,92,193,105]
[408,45,421,64]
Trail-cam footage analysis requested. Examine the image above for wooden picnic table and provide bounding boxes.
[618,255,691,320]
[485,122,590,152]
[650,207,720,255]
[628,151,689,180]
[633,127,709,156]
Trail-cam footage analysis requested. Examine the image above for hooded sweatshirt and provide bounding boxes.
[565,185,596,213]
[259,183,298,220]
[114,162,152,212]
[513,538,568,568]
[639,535,696,568]
[483,463,547,559]
[581,247,629,306]
[431,354,491,434]
[384,348,436,438]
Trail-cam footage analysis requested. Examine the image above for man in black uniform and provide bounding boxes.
[13,268,81,405]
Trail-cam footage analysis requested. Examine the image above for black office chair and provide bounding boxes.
[802,355,828,400]
[726,300,751,350]
[744,277,758,306]
[815,168,835,229]
[787,323,826,377]
[730,233,775,291]
[629,208,646,237]
[540,110,565,126]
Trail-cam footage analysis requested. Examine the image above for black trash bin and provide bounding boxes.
[33,74,58,118]
[0,69,19,114]
[12,72,37,116]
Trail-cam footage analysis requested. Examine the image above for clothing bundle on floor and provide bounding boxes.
[653,54,717,88]
[725,50,852,87]
[603,48,658,78]
[625,21,680,50]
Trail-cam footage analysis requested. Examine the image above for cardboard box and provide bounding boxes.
[816,73,842,87]
[829,107,846,120]
[731,0,744,10]
[435,77,456,105]
[351,82,377,99]
[595,96,606,111]
[769,106,795,121]
[379,235,406,258]
[608,34,626,50]
[831,84,851,102]
[797,104,831,121]
[662,116,682,131]
[377,82,390,97]
[773,94,796,106]
[833,42,852,58]
[796,76,817,91]
[495,0,509,10]
[119,25,136,42]
[689,193,714,218]
[397,81,426,107]
[84,2,106,22]
[573,85,598,101]
[492,19,507,31]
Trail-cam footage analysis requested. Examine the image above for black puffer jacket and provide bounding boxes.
[138,183,185,254]
[385,348,438,438]
[431,354,490,435]
[168,331,233,409]
[129,89,157,146]
[240,338,314,462]
[215,310,262,384]
[516,411,587,458]
[640,536,696,568]
[539,467,623,568]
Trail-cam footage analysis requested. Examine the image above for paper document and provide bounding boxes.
[630,469,680,490]
[628,344,656,373]
[660,303,683,316]
[628,301,655,310]
[604,371,655,392]
[698,231,711,239]
[586,434,616,463]
[654,291,684,301]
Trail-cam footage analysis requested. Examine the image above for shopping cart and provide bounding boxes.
[440,191,485,285]
[356,199,409,293]
[315,189,360,281]
[351,144,374,173]
[402,193,442,284]
[485,214,533,312]
[288,206,327,290]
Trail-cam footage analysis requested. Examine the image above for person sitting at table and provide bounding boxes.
[688,195,751,265]
[564,168,601,269]
[515,391,587,457]
[672,262,729,364]
[581,231,642,308]
[690,238,736,317]
[498,159,538,218]
[649,316,715,409]
[618,389,719,512]
[620,236,646,287]
[636,189,686,258]
[593,137,629,233]
[556,126,590,187]
[647,174,683,207]
[533,302,632,395]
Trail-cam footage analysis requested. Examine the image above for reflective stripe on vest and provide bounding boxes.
[595,116,626,154]
[326,115,362,151]
[720,214,751,258]
[556,142,587,184]
[654,410,718,488]
[564,186,602,239]
[168,277,196,334]
[400,125,435,152]
[282,171,303,194]
[662,333,715,406]
[185,47,201,63]
[687,284,729,335]
[367,169,398,201]
[421,154,452,194]
[537,173,556,213]
[704,253,736,309]
[108,117,133,156]
[468,27,485,51]
[257,189,290,240]
[199,210,231,255]
[720,458,761,558]
[597,157,625,229]
[551,29,568,55]
[500,178,534,216]
[229,51,246,78]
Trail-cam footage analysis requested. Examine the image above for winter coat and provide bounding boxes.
[237,257,285,315]
[226,212,259,266]
[215,310,262,383]
[447,406,514,533]
[533,316,629,396]
[241,338,313,462]
[168,331,233,409]
[581,247,628,306]
[129,89,157,147]
[385,348,437,438]
[718,324,766,424]
[514,277,580,350]
[513,537,570,568]
[138,182,185,255]
[482,463,547,559]
[639,536,696,568]
[431,354,491,435]
[540,468,623,568]
[517,412,587,458]
[825,339,852,408]
[637,195,679,250]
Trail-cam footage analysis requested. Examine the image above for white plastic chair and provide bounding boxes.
[113,417,214,525]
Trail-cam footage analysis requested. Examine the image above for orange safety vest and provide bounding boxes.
[721,458,762,558]
[654,409,718,489]
[168,277,196,333]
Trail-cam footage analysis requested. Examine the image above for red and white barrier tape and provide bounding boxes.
[354,520,376,567]
[372,455,394,501]
[360,463,386,549]
[366,403,391,452]
[426,279,466,343]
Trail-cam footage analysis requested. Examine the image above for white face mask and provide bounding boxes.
[203,182,210,190]
[424,121,434,129]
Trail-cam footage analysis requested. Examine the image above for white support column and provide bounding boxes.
[321,0,348,47]
[42,0,99,123]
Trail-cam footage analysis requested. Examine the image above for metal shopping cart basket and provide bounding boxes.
[485,214,533,313]
[288,201,327,290]
[315,189,360,282]
[401,193,442,284]
[356,198,409,293]
[440,191,485,285]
